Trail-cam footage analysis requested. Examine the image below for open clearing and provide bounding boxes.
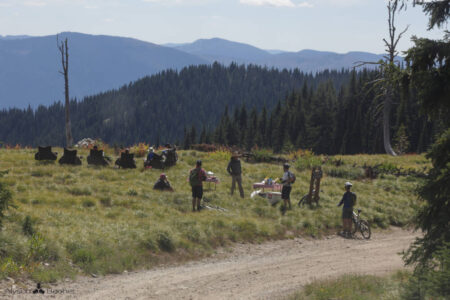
[4,227,418,300]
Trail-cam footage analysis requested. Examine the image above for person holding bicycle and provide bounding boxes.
[337,182,357,238]
[281,163,295,211]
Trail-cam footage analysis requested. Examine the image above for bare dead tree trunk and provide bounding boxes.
[381,1,408,156]
[383,93,396,155]
[58,37,73,148]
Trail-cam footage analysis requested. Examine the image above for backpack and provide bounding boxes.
[289,171,296,184]
[189,168,204,187]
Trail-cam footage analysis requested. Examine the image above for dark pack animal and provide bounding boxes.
[163,148,178,167]
[115,152,136,169]
[145,148,178,169]
[35,146,57,161]
[58,148,82,165]
[87,149,109,166]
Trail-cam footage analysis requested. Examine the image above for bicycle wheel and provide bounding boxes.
[298,195,307,207]
[359,220,371,239]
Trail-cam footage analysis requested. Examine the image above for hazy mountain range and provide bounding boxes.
[0,32,388,109]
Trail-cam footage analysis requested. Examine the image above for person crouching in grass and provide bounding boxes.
[153,173,174,192]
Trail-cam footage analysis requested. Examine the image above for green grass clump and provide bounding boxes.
[82,198,96,208]
[289,271,411,300]
[0,149,429,283]
[323,165,365,180]
[252,148,274,162]
[295,155,322,171]
[156,231,175,252]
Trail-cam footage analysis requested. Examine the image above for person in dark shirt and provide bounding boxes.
[337,182,357,237]
[281,163,295,211]
[227,152,244,198]
[189,160,207,212]
[147,147,155,162]
[153,173,174,191]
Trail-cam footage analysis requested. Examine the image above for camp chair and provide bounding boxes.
[87,149,109,166]
[115,152,136,169]
[35,146,57,161]
[163,148,178,167]
[145,152,165,169]
[58,148,82,165]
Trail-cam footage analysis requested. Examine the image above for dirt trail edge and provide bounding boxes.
[6,227,418,300]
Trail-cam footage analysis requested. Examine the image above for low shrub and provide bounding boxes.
[207,150,231,161]
[323,165,365,180]
[31,169,53,177]
[129,143,150,158]
[22,215,35,236]
[191,144,218,152]
[295,155,322,171]
[27,233,60,263]
[290,274,401,300]
[140,237,158,252]
[127,189,138,196]
[67,187,92,196]
[99,196,112,207]
[0,257,21,278]
[82,199,96,208]
[0,171,14,228]
[252,148,274,162]
[157,231,175,252]
[72,248,95,265]
[378,162,398,173]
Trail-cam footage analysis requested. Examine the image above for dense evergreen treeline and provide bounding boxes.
[184,69,440,154]
[0,63,354,147]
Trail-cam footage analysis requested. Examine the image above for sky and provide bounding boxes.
[0,0,446,53]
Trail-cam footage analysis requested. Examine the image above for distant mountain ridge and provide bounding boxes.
[0,32,207,108]
[169,38,387,71]
[0,33,390,108]
[0,35,31,40]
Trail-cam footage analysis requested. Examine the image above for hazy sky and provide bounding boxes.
[0,0,445,53]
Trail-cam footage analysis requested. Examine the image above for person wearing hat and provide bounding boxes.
[147,147,155,161]
[337,182,357,238]
[153,173,174,192]
[189,160,207,211]
[281,163,295,211]
[227,152,244,198]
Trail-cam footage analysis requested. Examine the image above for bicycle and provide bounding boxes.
[297,190,319,207]
[298,193,308,207]
[352,209,371,239]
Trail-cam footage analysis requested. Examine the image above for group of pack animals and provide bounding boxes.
[34,146,178,169]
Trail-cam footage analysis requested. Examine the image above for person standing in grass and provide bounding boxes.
[227,152,244,198]
[337,182,357,238]
[281,163,295,211]
[189,160,207,212]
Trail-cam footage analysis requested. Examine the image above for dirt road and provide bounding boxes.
[4,227,418,300]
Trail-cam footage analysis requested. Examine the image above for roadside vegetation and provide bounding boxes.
[0,148,429,283]
[289,271,412,300]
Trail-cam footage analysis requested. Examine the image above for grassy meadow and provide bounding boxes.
[0,148,429,283]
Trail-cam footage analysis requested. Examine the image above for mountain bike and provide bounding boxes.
[352,209,371,239]
[298,193,308,207]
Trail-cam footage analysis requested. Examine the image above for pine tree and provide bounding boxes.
[190,125,197,145]
[393,123,410,154]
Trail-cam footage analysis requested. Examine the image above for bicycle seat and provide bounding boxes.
[358,209,362,213]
